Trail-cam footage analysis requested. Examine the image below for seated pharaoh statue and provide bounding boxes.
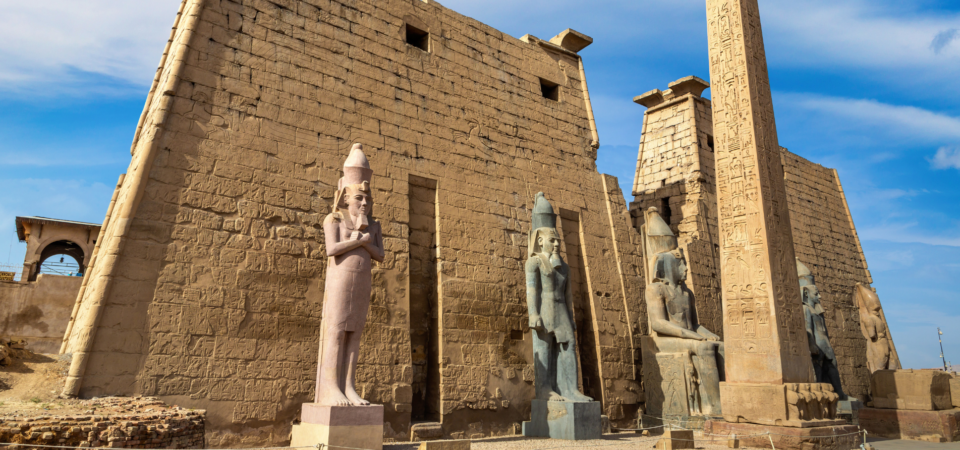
[640,207,724,418]
[797,259,846,400]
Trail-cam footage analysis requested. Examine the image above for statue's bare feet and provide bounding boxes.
[345,387,370,406]
[318,385,352,407]
[564,391,594,402]
[546,391,567,402]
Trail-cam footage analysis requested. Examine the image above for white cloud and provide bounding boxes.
[0,0,179,95]
[762,0,960,70]
[779,93,960,143]
[930,146,960,170]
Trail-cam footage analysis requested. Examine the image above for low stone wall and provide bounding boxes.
[0,275,82,354]
[0,397,204,449]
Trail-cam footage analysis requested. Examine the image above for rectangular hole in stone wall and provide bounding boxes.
[559,209,603,405]
[408,175,440,422]
[540,78,559,101]
[406,24,430,52]
[660,198,672,227]
[510,329,524,340]
[707,134,715,152]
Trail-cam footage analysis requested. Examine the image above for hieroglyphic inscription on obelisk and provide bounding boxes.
[706,0,813,388]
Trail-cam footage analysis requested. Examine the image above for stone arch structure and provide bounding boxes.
[16,217,101,282]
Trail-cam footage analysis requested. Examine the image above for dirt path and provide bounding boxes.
[0,351,70,408]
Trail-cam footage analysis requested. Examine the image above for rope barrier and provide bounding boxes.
[0,444,317,450]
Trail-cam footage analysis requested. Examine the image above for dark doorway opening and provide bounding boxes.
[408,175,440,422]
[559,209,603,405]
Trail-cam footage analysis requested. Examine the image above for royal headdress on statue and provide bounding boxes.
[796,258,815,287]
[796,258,823,313]
[528,192,560,258]
[334,143,374,229]
[641,207,680,281]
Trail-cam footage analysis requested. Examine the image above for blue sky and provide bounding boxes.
[1,0,958,370]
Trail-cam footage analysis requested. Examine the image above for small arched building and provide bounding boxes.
[0,217,101,353]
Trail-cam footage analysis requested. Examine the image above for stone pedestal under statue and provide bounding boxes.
[291,404,384,450]
[522,400,602,440]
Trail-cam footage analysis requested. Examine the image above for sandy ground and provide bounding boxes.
[385,431,762,450]
[0,350,76,415]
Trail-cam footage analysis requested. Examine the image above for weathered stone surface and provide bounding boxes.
[854,283,900,373]
[417,439,471,450]
[870,370,952,411]
[951,376,960,408]
[0,397,204,449]
[522,400,601,440]
[704,420,861,450]
[59,0,644,444]
[656,428,695,450]
[860,407,960,442]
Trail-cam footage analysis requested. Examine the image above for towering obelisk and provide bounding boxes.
[704,0,848,434]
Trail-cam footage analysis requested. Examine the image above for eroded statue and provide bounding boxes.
[641,207,723,417]
[525,192,592,403]
[797,259,845,400]
[315,144,385,407]
[854,283,899,372]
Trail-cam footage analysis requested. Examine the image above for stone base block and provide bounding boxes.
[870,370,952,410]
[522,400,601,440]
[655,429,694,449]
[291,404,383,450]
[704,420,860,450]
[720,383,845,427]
[860,407,960,442]
[416,440,470,450]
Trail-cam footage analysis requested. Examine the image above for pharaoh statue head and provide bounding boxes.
[528,193,562,268]
[642,207,684,283]
[797,259,824,314]
[855,283,883,321]
[335,144,374,228]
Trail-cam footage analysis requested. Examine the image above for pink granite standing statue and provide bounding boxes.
[315,143,385,407]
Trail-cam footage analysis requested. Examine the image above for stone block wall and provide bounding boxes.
[0,275,82,354]
[781,150,872,400]
[62,0,644,445]
[0,398,204,449]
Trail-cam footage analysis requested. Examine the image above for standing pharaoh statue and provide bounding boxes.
[797,259,846,400]
[522,192,600,441]
[525,193,592,403]
[292,144,385,450]
[854,283,900,372]
[641,207,724,417]
[315,144,385,406]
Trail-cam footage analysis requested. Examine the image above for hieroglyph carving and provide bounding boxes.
[706,0,810,384]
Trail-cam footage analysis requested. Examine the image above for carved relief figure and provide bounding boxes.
[855,283,899,372]
[642,207,724,416]
[797,259,846,400]
[315,144,386,406]
[525,193,592,402]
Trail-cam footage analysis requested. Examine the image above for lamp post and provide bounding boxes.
[939,328,948,372]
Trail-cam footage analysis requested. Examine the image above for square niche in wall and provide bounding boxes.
[406,23,429,52]
[540,78,560,101]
